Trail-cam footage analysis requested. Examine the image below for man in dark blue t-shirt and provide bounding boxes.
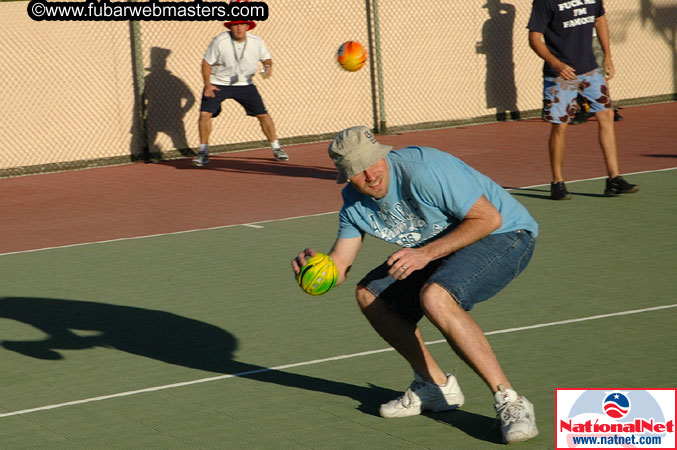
[527,0,639,200]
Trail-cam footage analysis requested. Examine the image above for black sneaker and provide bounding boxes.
[604,176,639,196]
[551,181,572,200]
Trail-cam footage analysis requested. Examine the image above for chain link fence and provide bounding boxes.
[1,2,139,176]
[138,0,374,159]
[1,0,675,177]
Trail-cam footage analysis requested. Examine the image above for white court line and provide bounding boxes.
[0,211,337,257]
[1,303,674,419]
[515,166,677,190]
[1,167,675,258]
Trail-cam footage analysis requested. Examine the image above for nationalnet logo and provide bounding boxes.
[556,389,676,449]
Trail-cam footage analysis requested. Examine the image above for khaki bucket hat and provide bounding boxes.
[328,126,392,184]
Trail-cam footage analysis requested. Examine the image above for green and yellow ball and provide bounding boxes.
[297,253,338,296]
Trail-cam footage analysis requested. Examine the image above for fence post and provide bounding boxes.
[129,20,149,161]
[370,0,387,134]
[365,0,379,133]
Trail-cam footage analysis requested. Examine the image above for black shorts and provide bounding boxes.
[200,84,268,117]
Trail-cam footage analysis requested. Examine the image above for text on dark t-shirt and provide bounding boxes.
[527,0,605,77]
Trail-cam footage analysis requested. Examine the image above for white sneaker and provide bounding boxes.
[494,385,539,443]
[192,152,209,167]
[379,372,465,418]
[272,147,289,161]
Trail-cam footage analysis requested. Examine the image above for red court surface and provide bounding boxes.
[2,102,675,254]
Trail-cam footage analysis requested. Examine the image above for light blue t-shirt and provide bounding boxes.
[338,146,538,247]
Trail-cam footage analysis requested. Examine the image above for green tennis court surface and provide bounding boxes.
[1,170,675,449]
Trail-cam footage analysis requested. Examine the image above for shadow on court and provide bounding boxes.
[0,297,499,442]
[160,156,337,181]
[429,410,504,444]
[506,186,608,200]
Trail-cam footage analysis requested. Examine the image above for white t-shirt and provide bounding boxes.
[203,32,271,86]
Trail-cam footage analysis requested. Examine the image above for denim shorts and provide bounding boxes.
[542,69,612,124]
[357,230,535,324]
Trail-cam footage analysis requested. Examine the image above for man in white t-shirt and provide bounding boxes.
[194,18,288,167]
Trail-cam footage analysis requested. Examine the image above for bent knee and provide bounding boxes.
[355,286,377,311]
[419,283,461,319]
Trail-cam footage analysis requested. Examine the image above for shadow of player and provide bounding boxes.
[144,47,195,157]
[0,296,499,440]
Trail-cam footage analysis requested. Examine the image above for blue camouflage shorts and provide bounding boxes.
[542,69,612,124]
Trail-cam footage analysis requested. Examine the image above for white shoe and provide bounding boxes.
[379,372,465,418]
[192,152,209,167]
[494,386,539,443]
[272,147,289,161]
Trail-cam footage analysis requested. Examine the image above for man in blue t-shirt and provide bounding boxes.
[527,0,639,200]
[291,127,539,444]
